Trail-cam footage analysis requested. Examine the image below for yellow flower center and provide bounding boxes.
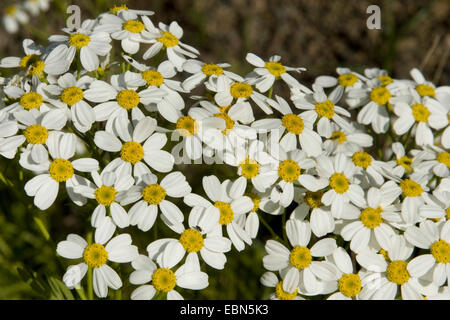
[411,104,430,123]
[386,260,410,285]
[142,70,164,87]
[379,248,391,261]
[304,190,324,209]
[282,114,304,135]
[436,152,450,168]
[152,268,177,293]
[201,63,224,76]
[360,207,383,229]
[23,124,48,145]
[214,201,234,225]
[110,4,128,14]
[179,228,204,253]
[83,243,108,268]
[214,112,234,135]
[156,32,179,47]
[430,240,450,264]
[329,173,349,194]
[61,86,84,106]
[278,160,301,183]
[19,54,45,75]
[20,92,43,110]
[265,61,286,78]
[338,273,361,297]
[122,20,145,33]
[370,87,391,105]
[230,82,253,99]
[141,184,166,205]
[446,207,450,220]
[176,116,198,137]
[49,158,74,182]
[245,193,260,212]
[117,89,140,110]
[239,158,260,179]
[377,75,393,86]
[5,5,17,16]
[416,84,435,98]
[338,73,358,87]
[95,185,117,206]
[315,99,335,119]
[68,33,91,49]
[289,246,312,270]
[275,281,298,300]
[120,141,144,164]
[400,179,423,197]
[397,156,413,173]
[330,131,347,145]
[352,151,372,169]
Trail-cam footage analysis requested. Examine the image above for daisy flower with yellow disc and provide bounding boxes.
[183,175,254,251]
[95,10,150,54]
[146,206,231,270]
[0,39,47,77]
[42,73,96,133]
[56,216,139,298]
[414,145,450,178]
[251,95,322,157]
[94,116,174,181]
[314,153,366,218]
[340,182,402,253]
[48,19,112,72]
[396,174,430,225]
[24,132,99,210]
[123,57,187,123]
[3,83,57,114]
[118,172,191,232]
[182,59,243,91]
[292,84,352,138]
[405,220,450,287]
[83,72,166,133]
[72,170,134,229]
[245,53,306,93]
[260,269,305,300]
[322,122,373,156]
[357,234,438,300]
[141,20,200,71]
[262,220,338,295]
[6,109,67,166]
[350,150,390,187]
[2,4,28,34]
[419,184,450,222]
[130,253,208,300]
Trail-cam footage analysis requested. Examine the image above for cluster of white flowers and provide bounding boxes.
[2,0,51,34]
[0,5,449,300]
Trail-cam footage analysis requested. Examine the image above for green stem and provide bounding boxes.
[282,211,288,243]
[257,211,286,246]
[33,217,50,241]
[77,54,82,79]
[86,232,94,300]
[75,285,87,300]
[267,86,274,99]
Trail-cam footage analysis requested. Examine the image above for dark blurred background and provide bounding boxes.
[0,0,448,299]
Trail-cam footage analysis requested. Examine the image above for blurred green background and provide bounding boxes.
[0,0,449,299]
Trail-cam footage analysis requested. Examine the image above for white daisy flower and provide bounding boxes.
[314,153,366,218]
[24,0,50,16]
[56,217,139,298]
[262,220,337,295]
[146,205,231,270]
[350,150,389,187]
[340,182,402,253]
[409,68,450,101]
[141,21,200,71]
[245,53,306,92]
[183,175,254,251]
[405,220,450,287]
[119,171,191,231]
[73,170,134,228]
[2,4,28,34]
[0,39,46,77]
[83,73,165,132]
[107,4,154,16]
[3,83,58,114]
[48,19,112,72]
[357,234,438,300]
[130,253,208,300]
[419,186,450,221]
[292,84,352,138]
[182,59,242,91]
[94,116,174,181]
[397,175,430,225]
[251,95,322,157]
[260,269,305,300]
[23,132,99,210]
[43,73,96,132]
[322,122,373,156]
[414,146,450,178]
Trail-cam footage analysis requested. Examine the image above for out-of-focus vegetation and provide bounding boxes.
[0,0,448,299]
